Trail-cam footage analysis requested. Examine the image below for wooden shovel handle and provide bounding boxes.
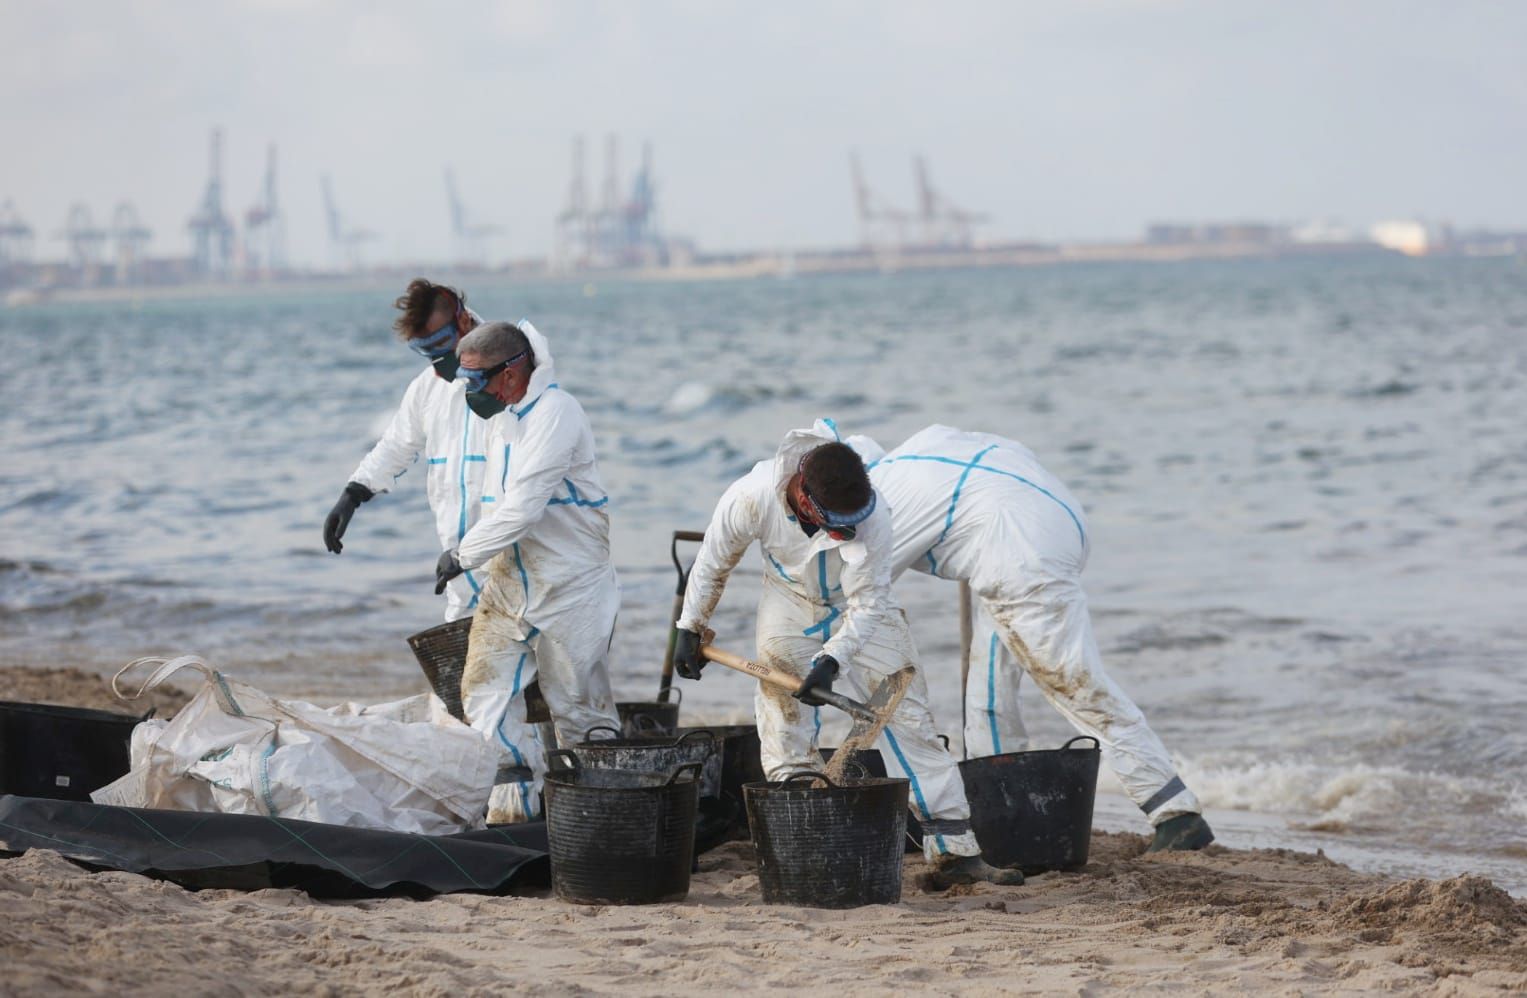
[699,645,804,694]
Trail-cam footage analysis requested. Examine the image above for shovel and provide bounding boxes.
[700,644,914,781]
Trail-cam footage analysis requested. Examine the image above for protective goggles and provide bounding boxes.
[407,319,458,359]
[457,348,529,392]
[797,459,877,540]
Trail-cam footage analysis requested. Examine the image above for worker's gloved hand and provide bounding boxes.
[794,654,839,707]
[323,482,374,554]
[673,627,706,680]
[434,549,464,595]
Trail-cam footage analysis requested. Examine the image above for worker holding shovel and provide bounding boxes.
[672,419,1021,887]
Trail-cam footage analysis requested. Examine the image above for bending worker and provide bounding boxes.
[322,279,488,622]
[671,419,1020,886]
[434,321,621,823]
[866,424,1213,852]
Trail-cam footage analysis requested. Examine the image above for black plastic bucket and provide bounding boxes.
[544,750,700,905]
[675,724,763,840]
[745,770,909,908]
[405,617,472,721]
[0,700,142,802]
[820,746,927,853]
[959,735,1101,874]
[615,686,681,736]
[570,726,720,799]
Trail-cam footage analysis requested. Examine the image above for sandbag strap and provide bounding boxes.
[112,655,246,717]
[919,818,972,836]
[1140,775,1187,815]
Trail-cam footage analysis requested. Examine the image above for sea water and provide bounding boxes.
[2,257,1523,890]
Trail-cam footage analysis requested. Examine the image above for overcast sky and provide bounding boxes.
[3,1,1524,267]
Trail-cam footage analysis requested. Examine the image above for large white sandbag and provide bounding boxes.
[91,656,501,836]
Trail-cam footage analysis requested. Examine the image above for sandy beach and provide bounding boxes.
[2,665,1525,995]
[4,828,1525,995]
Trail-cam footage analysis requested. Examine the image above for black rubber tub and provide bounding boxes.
[405,617,472,721]
[745,771,909,909]
[615,686,681,736]
[570,726,720,799]
[543,750,701,905]
[959,735,1101,874]
[819,746,926,853]
[0,700,142,802]
[675,724,763,837]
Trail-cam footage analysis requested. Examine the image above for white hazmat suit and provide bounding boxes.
[348,310,489,622]
[866,424,1201,824]
[678,419,983,861]
[454,321,621,823]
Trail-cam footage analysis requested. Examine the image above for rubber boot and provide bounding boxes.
[930,854,1025,888]
[1147,813,1215,852]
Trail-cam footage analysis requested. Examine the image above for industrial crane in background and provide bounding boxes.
[850,151,911,253]
[243,144,285,279]
[553,134,667,270]
[321,174,377,272]
[444,167,503,267]
[912,154,989,250]
[852,152,989,254]
[0,201,34,276]
[57,203,107,279]
[187,128,236,278]
[109,202,152,285]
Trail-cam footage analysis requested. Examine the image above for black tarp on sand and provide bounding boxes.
[0,795,549,898]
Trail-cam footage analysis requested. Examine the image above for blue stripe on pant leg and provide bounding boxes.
[883,728,947,854]
[986,632,1002,755]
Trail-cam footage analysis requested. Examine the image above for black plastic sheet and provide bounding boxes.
[0,795,549,898]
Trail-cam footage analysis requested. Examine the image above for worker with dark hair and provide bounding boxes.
[671,419,1022,886]
[321,279,490,622]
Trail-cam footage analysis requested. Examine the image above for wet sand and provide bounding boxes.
[2,664,1524,994]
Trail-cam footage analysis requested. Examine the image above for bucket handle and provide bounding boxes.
[676,729,716,748]
[665,761,704,785]
[781,769,837,789]
[584,724,623,741]
[547,749,581,774]
[1061,735,1100,751]
[661,686,683,707]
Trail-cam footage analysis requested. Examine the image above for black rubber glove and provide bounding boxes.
[323,482,373,554]
[794,654,840,707]
[434,549,464,595]
[673,627,706,680]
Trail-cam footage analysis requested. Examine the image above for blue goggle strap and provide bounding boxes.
[458,349,529,390]
[408,322,458,358]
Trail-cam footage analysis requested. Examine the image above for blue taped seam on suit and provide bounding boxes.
[766,552,797,583]
[883,729,947,854]
[986,632,1002,754]
[513,543,530,600]
[876,450,1087,547]
[513,384,558,421]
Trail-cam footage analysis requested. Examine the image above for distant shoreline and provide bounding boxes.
[4,239,1422,308]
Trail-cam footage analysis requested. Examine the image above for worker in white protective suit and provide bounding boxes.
[864,424,1213,852]
[322,279,491,622]
[671,419,1023,886]
[433,320,621,823]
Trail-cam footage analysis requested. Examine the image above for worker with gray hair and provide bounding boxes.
[434,320,621,823]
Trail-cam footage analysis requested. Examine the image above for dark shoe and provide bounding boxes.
[1147,813,1215,852]
[930,854,1025,888]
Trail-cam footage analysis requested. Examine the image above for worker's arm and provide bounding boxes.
[349,371,430,495]
[821,501,894,665]
[455,400,579,570]
[676,471,765,634]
